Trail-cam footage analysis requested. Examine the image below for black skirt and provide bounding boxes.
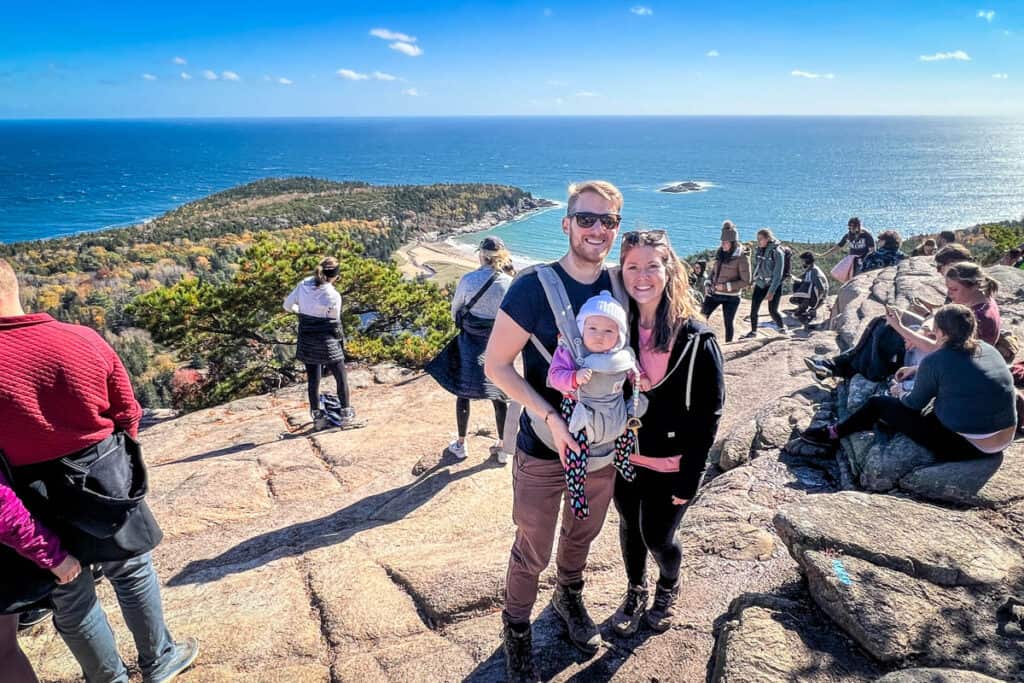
[296,314,345,365]
[425,329,505,401]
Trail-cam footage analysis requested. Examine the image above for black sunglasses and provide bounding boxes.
[569,211,621,230]
[622,229,667,245]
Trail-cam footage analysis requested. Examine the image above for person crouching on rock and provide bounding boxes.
[0,258,199,683]
[284,256,363,430]
[700,221,751,342]
[547,291,648,519]
[801,304,1017,459]
[610,230,725,636]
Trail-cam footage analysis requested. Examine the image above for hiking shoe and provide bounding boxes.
[610,584,649,637]
[338,407,366,430]
[800,425,834,445]
[18,608,52,630]
[447,439,468,460]
[740,331,758,340]
[551,582,601,655]
[646,582,679,633]
[803,357,833,380]
[501,616,539,683]
[311,410,330,431]
[144,637,199,683]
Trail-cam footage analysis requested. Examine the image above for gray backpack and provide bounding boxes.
[507,264,630,455]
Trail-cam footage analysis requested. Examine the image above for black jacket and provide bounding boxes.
[629,317,725,499]
[296,313,345,365]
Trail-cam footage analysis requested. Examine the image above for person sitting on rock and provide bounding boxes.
[804,257,994,382]
[789,251,828,324]
[802,304,1017,460]
[999,248,1023,268]
[547,291,647,520]
[936,230,957,249]
[818,217,875,280]
[911,238,937,257]
[859,230,907,273]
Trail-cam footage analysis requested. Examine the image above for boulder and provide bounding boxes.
[876,669,1009,683]
[711,594,880,682]
[855,433,938,492]
[775,491,1024,587]
[899,446,1024,509]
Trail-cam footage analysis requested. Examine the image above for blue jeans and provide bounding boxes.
[50,553,175,683]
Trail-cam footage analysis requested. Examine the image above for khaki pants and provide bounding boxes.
[503,449,615,623]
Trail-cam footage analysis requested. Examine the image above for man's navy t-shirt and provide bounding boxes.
[838,229,875,258]
[500,262,612,460]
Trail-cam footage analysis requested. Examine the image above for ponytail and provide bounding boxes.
[314,256,340,287]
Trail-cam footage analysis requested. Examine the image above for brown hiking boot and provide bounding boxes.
[646,582,679,632]
[609,584,649,637]
[501,614,539,683]
[550,582,601,655]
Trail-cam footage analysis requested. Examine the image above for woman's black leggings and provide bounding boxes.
[700,294,741,342]
[306,362,350,412]
[837,395,987,460]
[456,397,508,440]
[750,284,784,331]
[614,467,689,589]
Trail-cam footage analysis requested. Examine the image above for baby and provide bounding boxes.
[547,291,649,519]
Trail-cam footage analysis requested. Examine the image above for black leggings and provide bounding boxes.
[306,362,350,412]
[700,294,741,342]
[456,397,508,440]
[750,284,783,331]
[837,395,988,460]
[614,467,689,589]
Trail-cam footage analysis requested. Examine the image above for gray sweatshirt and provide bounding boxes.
[451,266,512,319]
[902,342,1017,434]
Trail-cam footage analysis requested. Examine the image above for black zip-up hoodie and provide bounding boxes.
[629,316,725,499]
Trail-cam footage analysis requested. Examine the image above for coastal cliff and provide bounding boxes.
[19,260,1024,681]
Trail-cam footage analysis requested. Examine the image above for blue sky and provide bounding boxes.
[1,0,1021,118]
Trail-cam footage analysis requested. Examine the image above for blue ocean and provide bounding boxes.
[2,117,1023,259]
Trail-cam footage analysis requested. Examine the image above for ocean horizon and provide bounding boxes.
[2,116,1023,260]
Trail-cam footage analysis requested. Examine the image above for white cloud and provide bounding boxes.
[180,72,192,80]
[706,49,720,57]
[172,56,187,65]
[202,70,218,80]
[791,70,835,79]
[142,73,157,81]
[278,77,293,85]
[337,69,369,80]
[992,73,1009,79]
[919,50,971,61]
[390,41,423,56]
[575,91,599,97]
[631,6,653,15]
[402,88,419,96]
[222,71,241,81]
[370,28,417,43]
[977,9,995,22]
[372,71,397,81]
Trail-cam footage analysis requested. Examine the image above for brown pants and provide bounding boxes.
[504,449,616,623]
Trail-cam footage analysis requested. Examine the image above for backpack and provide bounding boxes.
[780,244,793,281]
[995,329,1021,364]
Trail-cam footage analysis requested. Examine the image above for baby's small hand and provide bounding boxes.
[576,368,593,385]
[638,377,652,392]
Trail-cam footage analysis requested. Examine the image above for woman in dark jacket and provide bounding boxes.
[700,221,751,342]
[284,256,362,430]
[610,229,725,636]
[425,237,514,463]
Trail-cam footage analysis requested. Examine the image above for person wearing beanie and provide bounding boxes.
[547,291,649,521]
[700,220,751,342]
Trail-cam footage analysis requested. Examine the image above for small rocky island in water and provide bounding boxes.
[659,181,706,193]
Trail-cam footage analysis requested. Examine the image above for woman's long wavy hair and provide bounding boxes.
[481,247,515,275]
[620,230,703,353]
[945,262,998,298]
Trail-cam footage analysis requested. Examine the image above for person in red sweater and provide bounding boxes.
[0,259,198,683]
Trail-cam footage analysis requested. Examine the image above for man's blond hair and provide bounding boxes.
[567,180,623,215]
[0,258,17,299]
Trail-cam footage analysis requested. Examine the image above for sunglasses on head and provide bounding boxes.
[622,229,668,245]
[569,211,621,230]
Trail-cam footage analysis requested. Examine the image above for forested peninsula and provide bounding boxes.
[1,178,550,410]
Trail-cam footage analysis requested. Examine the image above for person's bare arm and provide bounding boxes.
[484,311,580,466]
[886,307,941,354]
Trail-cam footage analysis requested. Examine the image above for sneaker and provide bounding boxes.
[646,583,679,632]
[18,608,52,630]
[803,357,833,380]
[144,637,199,683]
[311,410,330,431]
[501,615,540,683]
[447,439,468,460]
[337,407,367,430]
[800,425,835,445]
[491,441,511,465]
[610,584,649,637]
[740,331,758,340]
[550,582,601,655]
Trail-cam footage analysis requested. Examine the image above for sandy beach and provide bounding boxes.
[394,238,480,286]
